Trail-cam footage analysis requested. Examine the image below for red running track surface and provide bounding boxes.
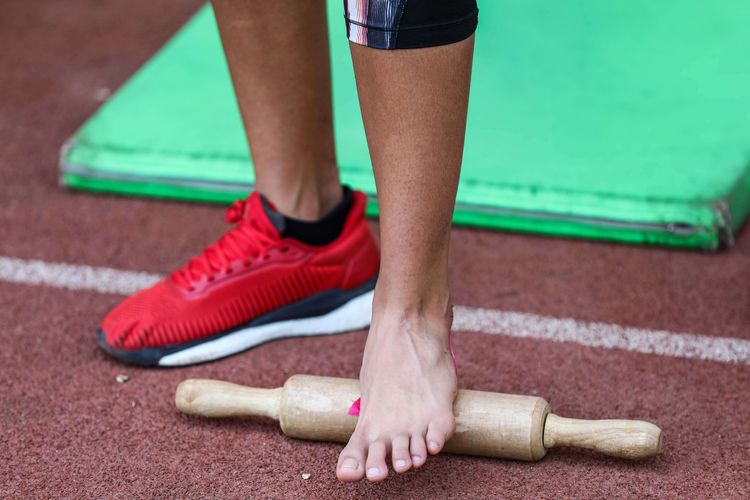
[1,1,749,497]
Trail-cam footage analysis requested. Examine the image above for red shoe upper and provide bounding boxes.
[101,191,379,350]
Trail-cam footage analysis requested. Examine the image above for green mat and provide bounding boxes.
[60,1,750,250]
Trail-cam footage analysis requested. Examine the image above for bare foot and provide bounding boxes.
[336,305,457,482]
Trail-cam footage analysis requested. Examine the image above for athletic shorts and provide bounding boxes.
[344,0,479,50]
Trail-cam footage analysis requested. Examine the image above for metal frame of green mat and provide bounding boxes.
[60,1,750,251]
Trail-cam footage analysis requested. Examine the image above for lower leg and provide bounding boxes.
[337,36,475,482]
[212,0,342,220]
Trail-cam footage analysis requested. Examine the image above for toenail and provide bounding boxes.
[367,467,380,478]
[412,455,422,463]
[340,458,358,470]
[429,441,440,449]
[395,459,407,468]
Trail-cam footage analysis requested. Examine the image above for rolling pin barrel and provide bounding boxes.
[279,375,549,461]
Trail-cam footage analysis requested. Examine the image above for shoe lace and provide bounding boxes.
[171,199,278,290]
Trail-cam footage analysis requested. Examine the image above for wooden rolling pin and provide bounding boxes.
[176,375,662,461]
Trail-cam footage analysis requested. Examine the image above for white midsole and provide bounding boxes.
[158,290,374,366]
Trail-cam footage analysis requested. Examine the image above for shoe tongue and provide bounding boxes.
[246,193,285,237]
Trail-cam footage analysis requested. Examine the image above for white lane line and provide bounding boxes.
[453,307,750,365]
[1,255,748,365]
[0,256,160,295]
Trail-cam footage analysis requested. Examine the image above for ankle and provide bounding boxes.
[373,262,452,316]
[371,286,453,336]
[257,174,343,221]
[278,187,354,246]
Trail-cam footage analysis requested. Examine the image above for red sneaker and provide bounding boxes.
[97,191,379,366]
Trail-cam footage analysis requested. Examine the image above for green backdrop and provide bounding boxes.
[61,1,750,250]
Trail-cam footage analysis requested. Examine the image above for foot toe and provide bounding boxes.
[409,433,428,468]
[391,435,412,473]
[426,415,455,455]
[337,438,367,482]
[365,441,388,482]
